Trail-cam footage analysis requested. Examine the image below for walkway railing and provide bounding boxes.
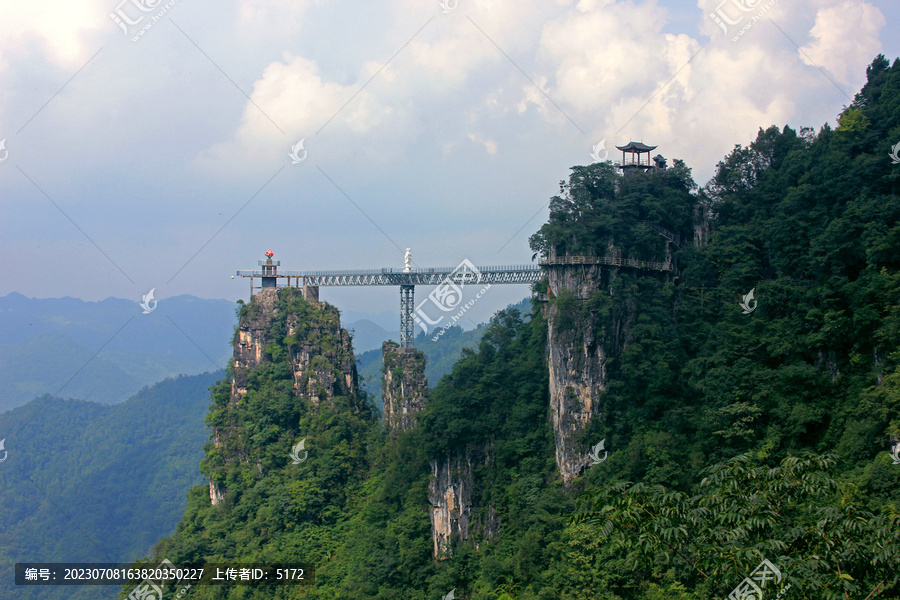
[538,255,672,271]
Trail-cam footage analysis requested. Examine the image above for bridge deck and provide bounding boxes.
[235,264,543,286]
[236,255,672,288]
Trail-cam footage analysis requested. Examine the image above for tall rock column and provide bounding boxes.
[209,288,358,505]
[546,264,611,485]
[381,341,428,434]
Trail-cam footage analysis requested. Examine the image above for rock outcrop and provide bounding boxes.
[546,263,614,485]
[427,445,500,558]
[231,288,357,406]
[428,450,473,557]
[693,202,711,248]
[381,341,428,434]
[210,287,357,505]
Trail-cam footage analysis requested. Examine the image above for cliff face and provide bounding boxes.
[427,445,499,558]
[287,314,357,405]
[428,449,473,557]
[546,264,618,485]
[209,288,358,505]
[232,288,280,398]
[693,202,711,248]
[381,342,428,434]
[379,343,493,557]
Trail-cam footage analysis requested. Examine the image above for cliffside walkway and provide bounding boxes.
[538,255,672,271]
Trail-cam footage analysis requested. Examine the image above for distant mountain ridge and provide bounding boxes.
[0,292,468,411]
[0,292,238,411]
[345,318,398,353]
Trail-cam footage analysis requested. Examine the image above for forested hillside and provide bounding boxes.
[0,371,223,600]
[129,56,900,600]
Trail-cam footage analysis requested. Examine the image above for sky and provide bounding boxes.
[0,0,896,329]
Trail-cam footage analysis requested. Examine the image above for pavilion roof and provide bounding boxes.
[615,141,657,152]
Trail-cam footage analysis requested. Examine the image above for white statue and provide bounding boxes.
[404,248,412,272]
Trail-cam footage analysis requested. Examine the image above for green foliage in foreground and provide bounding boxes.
[572,453,900,600]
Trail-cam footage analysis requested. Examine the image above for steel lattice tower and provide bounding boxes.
[400,284,415,348]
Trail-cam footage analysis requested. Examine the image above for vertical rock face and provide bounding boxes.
[693,202,711,248]
[428,450,473,557]
[379,341,492,558]
[208,481,225,505]
[381,341,428,433]
[210,288,357,505]
[427,446,499,558]
[286,312,357,405]
[232,288,280,399]
[546,264,614,485]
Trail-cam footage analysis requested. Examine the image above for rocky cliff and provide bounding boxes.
[428,449,473,557]
[379,342,495,557]
[381,341,428,434]
[546,264,614,485]
[209,287,358,505]
[231,288,357,405]
[428,445,499,558]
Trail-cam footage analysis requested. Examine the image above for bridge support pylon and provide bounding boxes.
[400,284,415,348]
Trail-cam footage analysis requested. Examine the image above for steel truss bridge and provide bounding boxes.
[235,264,543,287]
[236,256,671,347]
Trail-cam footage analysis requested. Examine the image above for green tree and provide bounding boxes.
[573,452,900,599]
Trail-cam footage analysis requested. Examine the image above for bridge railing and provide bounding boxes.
[538,255,672,271]
[236,264,541,278]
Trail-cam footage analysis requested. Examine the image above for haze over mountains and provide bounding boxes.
[0,293,419,412]
[0,293,236,411]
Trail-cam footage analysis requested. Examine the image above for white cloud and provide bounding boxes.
[467,132,498,154]
[798,0,885,84]
[0,0,108,70]
[193,53,396,174]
